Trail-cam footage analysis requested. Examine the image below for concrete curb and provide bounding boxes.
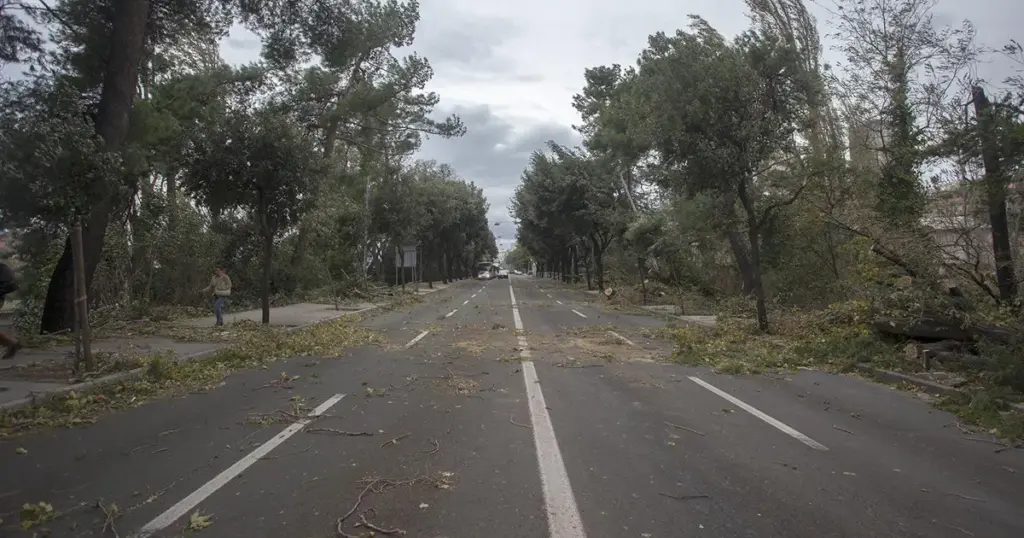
[0,305,379,413]
[854,363,1024,413]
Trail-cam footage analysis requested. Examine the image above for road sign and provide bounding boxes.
[395,245,417,268]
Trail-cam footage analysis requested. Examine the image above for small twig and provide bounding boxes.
[664,421,705,436]
[659,492,710,501]
[336,479,380,537]
[509,415,531,428]
[96,498,121,538]
[158,428,179,436]
[380,433,411,448]
[832,425,855,435]
[307,428,374,436]
[151,447,169,455]
[946,524,976,536]
[126,444,154,455]
[422,438,440,455]
[948,492,986,502]
[355,514,407,535]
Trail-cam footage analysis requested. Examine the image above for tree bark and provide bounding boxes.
[259,192,272,325]
[726,229,756,295]
[972,86,1018,305]
[39,0,151,333]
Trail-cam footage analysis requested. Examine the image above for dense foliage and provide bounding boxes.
[512,0,1024,330]
[0,0,497,330]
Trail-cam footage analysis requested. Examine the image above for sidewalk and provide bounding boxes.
[0,286,449,410]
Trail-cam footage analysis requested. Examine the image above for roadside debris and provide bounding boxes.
[509,415,531,428]
[380,433,411,448]
[664,421,705,436]
[659,492,710,501]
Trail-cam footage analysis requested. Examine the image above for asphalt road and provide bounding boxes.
[1,275,1022,537]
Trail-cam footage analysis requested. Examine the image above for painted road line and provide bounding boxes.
[571,309,588,319]
[472,293,478,298]
[688,376,829,451]
[546,293,552,298]
[462,299,469,305]
[405,330,430,348]
[556,300,563,305]
[444,309,458,318]
[607,331,636,347]
[132,394,347,538]
[509,281,587,537]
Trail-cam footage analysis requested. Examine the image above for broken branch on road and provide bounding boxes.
[307,428,374,436]
[664,421,705,436]
[356,514,407,535]
[659,492,710,501]
[380,433,411,448]
[509,415,531,428]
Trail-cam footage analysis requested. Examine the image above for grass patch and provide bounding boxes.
[0,319,382,437]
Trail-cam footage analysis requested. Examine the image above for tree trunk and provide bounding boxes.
[259,193,272,325]
[749,225,769,332]
[39,0,151,334]
[972,86,1018,304]
[726,229,756,295]
[593,243,605,292]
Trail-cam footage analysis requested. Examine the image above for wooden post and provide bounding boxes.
[71,219,93,370]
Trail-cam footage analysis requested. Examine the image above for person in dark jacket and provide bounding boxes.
[0,261,22,359]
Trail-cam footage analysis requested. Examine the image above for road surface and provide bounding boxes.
[1,275,1022,537]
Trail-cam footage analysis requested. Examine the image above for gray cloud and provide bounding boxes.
[417,104,581,246]
[410,6,521,72]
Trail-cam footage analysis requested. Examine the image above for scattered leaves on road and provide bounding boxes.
[188,510,212,531]
[0,319,381,437]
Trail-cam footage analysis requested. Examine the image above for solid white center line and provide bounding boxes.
[405,330,430,348]
[607,331,636,347]
[688,376,828,451]
[571,309,587,319]
[509,282,586,537]
[132,394,346,538]
[444,309,458,318]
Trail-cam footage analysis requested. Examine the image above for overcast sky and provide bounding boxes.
[230,0,1024,250]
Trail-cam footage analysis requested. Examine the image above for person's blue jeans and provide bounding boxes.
[214,296,226,326]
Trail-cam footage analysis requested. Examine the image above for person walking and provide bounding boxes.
[200,267,232,326]
[0,261,23,359]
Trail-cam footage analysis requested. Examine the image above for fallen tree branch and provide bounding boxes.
[664,421,705,436]
[336,479,380,538]
[509,415,531,428]
[355,514,407,535]
[308,428,374,436]
[380,433,411,448]
[659,492,710,501]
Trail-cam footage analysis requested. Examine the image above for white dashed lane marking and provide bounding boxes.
[405,330,430,348]
[689,376,828,451]
[571,309,587,319]
[508,281,586,537]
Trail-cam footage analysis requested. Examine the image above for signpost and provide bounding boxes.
[394,245,418,290]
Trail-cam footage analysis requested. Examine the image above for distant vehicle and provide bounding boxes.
[497,269,509,279]
[477,271,493,280]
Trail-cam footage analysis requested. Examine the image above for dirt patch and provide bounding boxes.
[432,374,480,395]
[531,330,673,364]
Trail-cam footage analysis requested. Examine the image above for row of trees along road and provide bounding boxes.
[512,0,1024,334]
[0,0,498,331]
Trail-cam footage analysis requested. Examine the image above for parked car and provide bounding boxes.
[497,269,509,279]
